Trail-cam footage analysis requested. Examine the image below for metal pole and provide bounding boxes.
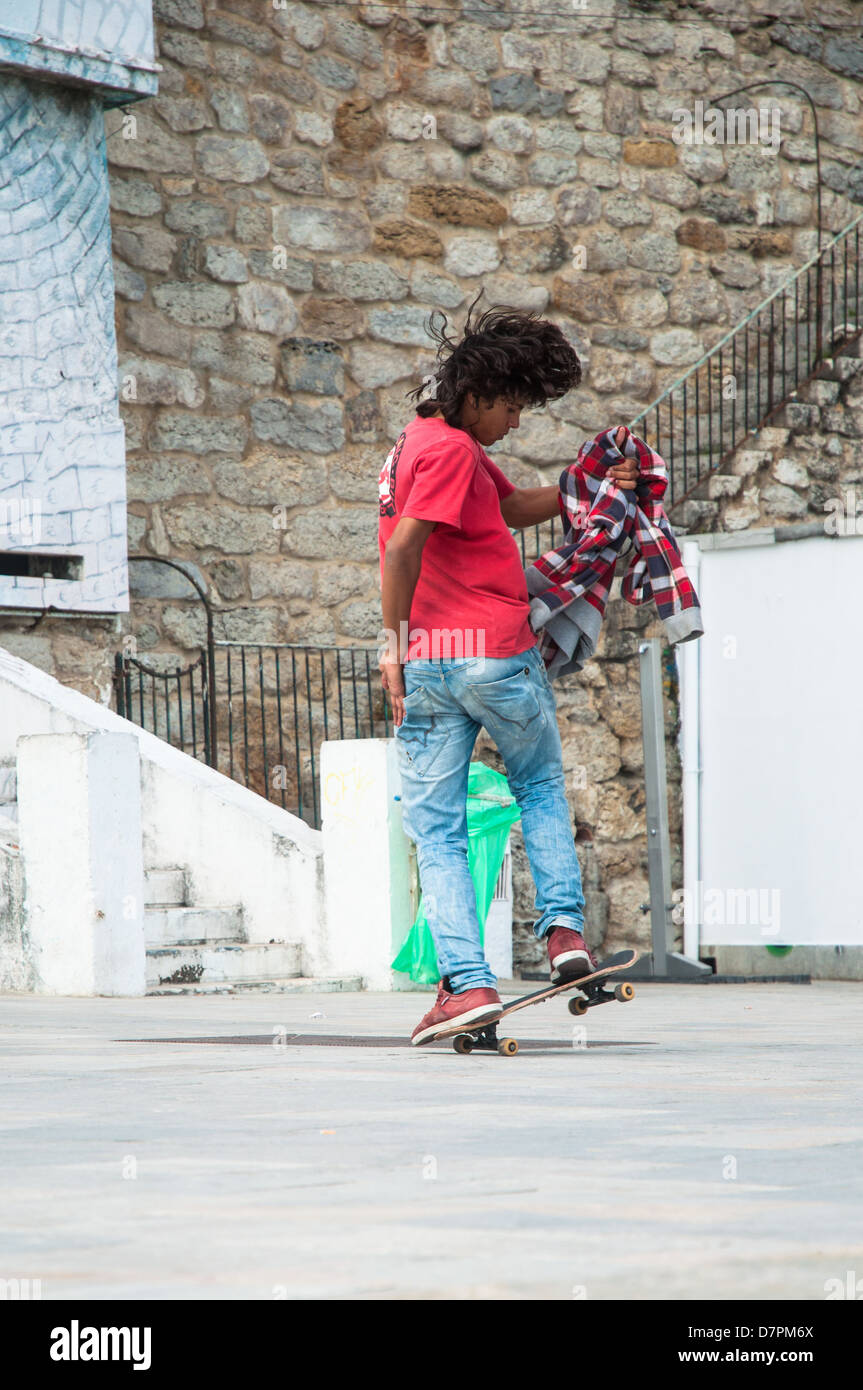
[640,639,671,975]
[623,638,710,981]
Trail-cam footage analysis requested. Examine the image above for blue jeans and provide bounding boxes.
[395,643,585,992]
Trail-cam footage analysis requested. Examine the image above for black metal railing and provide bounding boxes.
[630,211,863,507]
[113,648,213,766]
[215,641,388,828]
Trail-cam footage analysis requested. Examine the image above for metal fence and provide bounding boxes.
[217,641,388,827]
[113,649,213,765]
[113,640,389,830]
[629,211,863,506]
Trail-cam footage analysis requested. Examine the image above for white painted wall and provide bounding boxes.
[320,738,415,990]
[0,646,327,984]
[683,533,863,947]
[17,732,146,995]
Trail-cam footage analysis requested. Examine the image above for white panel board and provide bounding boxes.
[696,534,863,945]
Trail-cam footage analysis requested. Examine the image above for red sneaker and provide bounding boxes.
[547,926,597,983]
[411,981,503,1047]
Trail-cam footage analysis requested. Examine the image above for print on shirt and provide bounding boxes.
[378,431,406,518]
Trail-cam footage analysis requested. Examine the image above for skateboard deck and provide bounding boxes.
[429,949,639,1056]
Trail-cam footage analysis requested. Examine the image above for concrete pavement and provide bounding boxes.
[1,980,862,1300]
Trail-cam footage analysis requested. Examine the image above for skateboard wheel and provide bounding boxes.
[498,1038,519,1056]
[614,982,635,1003]
[453,1034,473,1054]
[568,995,589,1016]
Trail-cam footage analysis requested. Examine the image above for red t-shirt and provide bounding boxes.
[377,414,536,662]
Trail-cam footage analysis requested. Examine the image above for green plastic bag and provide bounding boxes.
[392,761,521,984]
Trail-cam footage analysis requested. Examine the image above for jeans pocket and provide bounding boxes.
[395,684,445,779]
[471,663,547,737]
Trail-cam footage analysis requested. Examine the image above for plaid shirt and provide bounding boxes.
[525,427,704,679]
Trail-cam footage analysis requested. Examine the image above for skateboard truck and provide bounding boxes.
[451,1023,519,1056]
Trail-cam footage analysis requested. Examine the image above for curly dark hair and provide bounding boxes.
[407,294,582,426]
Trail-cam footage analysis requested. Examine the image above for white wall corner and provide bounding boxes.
[16,731,146,995]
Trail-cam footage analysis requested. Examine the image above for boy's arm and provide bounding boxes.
[380,516,436,726]
[500,428,639,529]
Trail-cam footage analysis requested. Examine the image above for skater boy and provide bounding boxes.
[378,302,637,1045]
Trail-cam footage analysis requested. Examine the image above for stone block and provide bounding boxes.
[409,264,465,308]
[150,412,247,455]
[250,399,345,453]
[118,355,204,408]
[124,307,191,360]
[113,260,146,301]
[248,560,316,602]
[280,339,345,395]
[407,183,507,228]
[294,110,334,147]
[761,482,809,519]
[436,112,484,152]
[470,150,523,191]
[248,94,293,144]
[210,558,246,600]
[623,139,677,167]
[348,344,417,391]
[368,306,435,347]
[196,134,269,182]
[248,250,314,291]
[203,245,249,283]
[283,508,378,563]
[707,474,742,499]
[556,185,601,227]
[110,179,162,217]
[213,452,328,509]
[372,220,443,258]
[191,332,276,386]
[648,329,704,366]
[482,273,548,312]
[501,225,570,275]
[152,282,235,328]
[164,198,230,237]
[443,234,501,277]
[334,96,383,150]
[162,503,280,555]
[313,258,409,301]
[129,558,204,599]
[274,204,371,252]
[237,282,299,336]
[126,454,210,502]
[301,296,364,340]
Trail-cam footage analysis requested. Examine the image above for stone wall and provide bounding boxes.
[4,0,863,967]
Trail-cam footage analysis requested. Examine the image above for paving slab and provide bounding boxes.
[1,981,861,1300]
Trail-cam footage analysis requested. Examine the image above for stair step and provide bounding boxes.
[144,868,187,907]
[146,941,303,988]
[144,905,243,946]
[832,356,863,382]
[147,975,364,996]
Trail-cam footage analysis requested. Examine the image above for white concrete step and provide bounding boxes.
[144,905,243,947]
[147,975,365,996]
[146,941,303,989]
[831,355,863,382]
[144,868,187,907]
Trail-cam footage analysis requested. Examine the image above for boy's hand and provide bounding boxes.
[380,658,406,727]
[608,425,639,489]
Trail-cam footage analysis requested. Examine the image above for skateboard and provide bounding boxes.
[439,949,639,1057]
